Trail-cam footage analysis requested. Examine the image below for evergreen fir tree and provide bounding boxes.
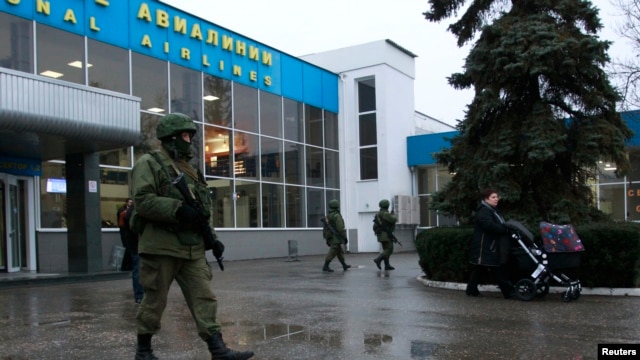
[423,0,632,225]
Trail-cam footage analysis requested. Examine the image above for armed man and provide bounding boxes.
[373,199,399,271]
[321,199,351,272]
[130,113,254,360]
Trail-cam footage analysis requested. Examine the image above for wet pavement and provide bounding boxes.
[1,252,639,360]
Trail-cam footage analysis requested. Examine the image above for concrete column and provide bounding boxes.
[65,153,102,273]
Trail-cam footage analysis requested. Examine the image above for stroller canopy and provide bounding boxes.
[540,222,585,252]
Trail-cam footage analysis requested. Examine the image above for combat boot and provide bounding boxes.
[373,255,383,270]
[135,334,158,360]
[341,263,352,271]
[207,332,254,360]
[322,261,334,272]
[383,257,395,271]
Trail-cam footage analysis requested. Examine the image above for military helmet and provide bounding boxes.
[329,199,340,209]
[156,113,197,140]
[379,199,390,209]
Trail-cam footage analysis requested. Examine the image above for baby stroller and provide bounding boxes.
[506,220,584,302]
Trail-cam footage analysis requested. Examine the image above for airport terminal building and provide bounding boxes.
[2,0,636,275]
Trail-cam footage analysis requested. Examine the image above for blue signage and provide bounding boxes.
[0,156,42,176]
[0,0,338,112]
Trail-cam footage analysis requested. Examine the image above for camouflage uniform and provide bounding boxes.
[373,199,398,270]
[322,200,351,272]
[131,113,253,360]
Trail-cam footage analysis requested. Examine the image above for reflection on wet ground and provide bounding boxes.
[0,252,639,359]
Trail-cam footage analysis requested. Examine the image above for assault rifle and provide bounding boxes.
[373,213,402,247]
[320,216,348,244]
[172,173,225,271]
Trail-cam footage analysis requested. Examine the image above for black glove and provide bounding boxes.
[343,238,348,245]
[211,239,225,259]
[176,204,199,223]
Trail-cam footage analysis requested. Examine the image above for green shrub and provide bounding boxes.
[416,223,640,288]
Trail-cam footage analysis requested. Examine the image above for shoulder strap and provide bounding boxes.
[149,151,179,180]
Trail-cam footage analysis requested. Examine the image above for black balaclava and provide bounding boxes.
[162,133,194,160]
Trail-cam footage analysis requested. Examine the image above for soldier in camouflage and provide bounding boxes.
[322,199,351,272]
[131,113,253,360]
[373,199,398,271]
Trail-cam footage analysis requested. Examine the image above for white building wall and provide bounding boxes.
[303,40,420,253]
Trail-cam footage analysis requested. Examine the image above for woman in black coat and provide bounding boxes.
[465,189,515,298]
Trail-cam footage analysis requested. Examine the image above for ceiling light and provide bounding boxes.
[203,95,219,101]
[67,61,93,68]
[604,166,617,171]
[147,107,165,113]
[40,70,64,78]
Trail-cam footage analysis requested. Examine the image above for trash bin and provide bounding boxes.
[109,245,126,270]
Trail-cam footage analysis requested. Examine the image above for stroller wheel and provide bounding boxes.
[515,279,537,301]
[536,282,550,297]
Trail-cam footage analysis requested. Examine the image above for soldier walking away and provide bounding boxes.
[373,199,398,271]
[321,200,351,272]
[130,113,254,360]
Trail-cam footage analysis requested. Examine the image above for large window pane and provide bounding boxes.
[262,183,284,227]
[203,75,232,127]
[307,188,325,228]
[261,137,283,182]
[0,12,33,73]
[208,178,233,228]
[233,131,258,180]
[100,168,130,228]
[170,63,202,121]
[283,98,303,142]
[37,24,84,85]
[358,78,376,112]
[260,91,282,138]
[233,83,258,133]
[359,113,377,146]
[286,185,305,227]
[324,111,339,150]
[132,52,168,113]
[599,183,625,221]
[204,125,232,177]
[284,141,304,185]
[627,183,640,221]
[360,147,378,180]
[306,146,324,187]
[305,105,323,146]
[627,148,640,182]
[100,148,131,167]
[40,162,67,228]
[235,180,259,227]
[88,39,129,94]
[325,150,339,189]
[134,113,162,161]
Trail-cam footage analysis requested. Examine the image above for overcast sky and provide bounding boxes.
[162,0,630,126]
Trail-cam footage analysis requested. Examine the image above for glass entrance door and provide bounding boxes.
[0,174,30,273]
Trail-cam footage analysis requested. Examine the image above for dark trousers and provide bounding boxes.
[466,264,513,297]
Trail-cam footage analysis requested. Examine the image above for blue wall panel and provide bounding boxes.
[302,64,322,108]
[281,54,303,102]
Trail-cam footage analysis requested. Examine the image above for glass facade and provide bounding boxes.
[416,148,640,227]
[0,12,339,230]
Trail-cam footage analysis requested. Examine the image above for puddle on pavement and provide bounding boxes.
[225,321,439,358]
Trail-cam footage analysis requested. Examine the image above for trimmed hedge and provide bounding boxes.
[416,223,640,288]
